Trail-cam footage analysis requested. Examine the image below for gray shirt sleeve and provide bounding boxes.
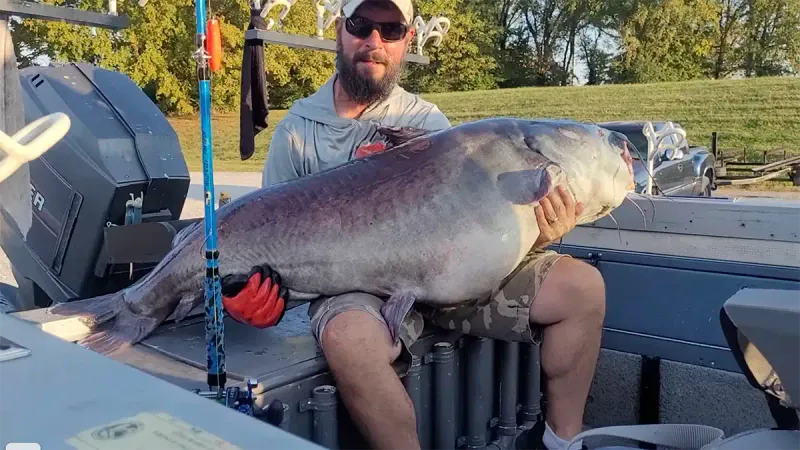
[261,122,303,188]
[421,105,451,131]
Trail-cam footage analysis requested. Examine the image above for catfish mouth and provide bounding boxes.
[621,141,635,178]
[579,204,613,225]
[607,131,636,188]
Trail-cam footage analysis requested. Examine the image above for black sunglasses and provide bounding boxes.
[345,15,409,42]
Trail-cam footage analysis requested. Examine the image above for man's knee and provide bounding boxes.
[560,258,605,316]
[320,305,402,365]
[531,257,606,324]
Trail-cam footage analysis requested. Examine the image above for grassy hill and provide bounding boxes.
[170,76,799,173]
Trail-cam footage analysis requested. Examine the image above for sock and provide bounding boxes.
[542,421,580,450]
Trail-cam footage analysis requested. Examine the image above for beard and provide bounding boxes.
[336,40,404,105]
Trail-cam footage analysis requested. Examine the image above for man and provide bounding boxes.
[221,1,605,449]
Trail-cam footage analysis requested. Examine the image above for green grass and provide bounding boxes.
[170,76,800,173]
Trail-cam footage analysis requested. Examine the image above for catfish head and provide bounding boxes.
[517,119,636,225]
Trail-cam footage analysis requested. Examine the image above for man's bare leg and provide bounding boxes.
[321,310,420,449]
[529,257,606,441]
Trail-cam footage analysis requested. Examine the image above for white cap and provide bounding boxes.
[341,0,414,24]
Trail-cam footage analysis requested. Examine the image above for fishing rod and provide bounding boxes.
[191,0,226,395]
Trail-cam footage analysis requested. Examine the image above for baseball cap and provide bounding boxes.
[342,0,414,24]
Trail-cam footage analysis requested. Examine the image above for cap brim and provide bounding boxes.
[342,0,366,17]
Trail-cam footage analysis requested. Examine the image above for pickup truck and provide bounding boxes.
[599,121,717,196]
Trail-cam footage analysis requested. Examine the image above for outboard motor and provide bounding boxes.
[0,63,192,309]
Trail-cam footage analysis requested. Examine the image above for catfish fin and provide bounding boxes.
[380,291,417,345]
[49,291,125,328]
[376,126,432,147]
[172,291,203,323]
[76,308,160,355]
[496,168,552,205]
[286,289,321,302]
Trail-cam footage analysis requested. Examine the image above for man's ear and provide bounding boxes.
[334,16,342,39]
[406,26,416,44]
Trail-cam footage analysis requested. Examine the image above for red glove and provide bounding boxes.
[221,265,288,328]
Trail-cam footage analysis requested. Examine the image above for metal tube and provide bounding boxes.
[497,341,519,437]
[262,399,292,432]
[466,337,492,448]
[311,385,338,449]
[464,337,492,450]
[0,0,130,29]
[519,342,542,425]
[433,342,456,449]
[278,402,291,431]
[403,354,422,435]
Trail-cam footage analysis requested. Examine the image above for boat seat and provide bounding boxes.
[562,287,800,449]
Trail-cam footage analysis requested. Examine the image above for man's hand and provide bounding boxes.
[534,185,584,249]
[221,264,289,328]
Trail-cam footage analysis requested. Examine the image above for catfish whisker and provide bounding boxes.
[629,192,657,223]
[608,212,622,245]
[624,194,648,229]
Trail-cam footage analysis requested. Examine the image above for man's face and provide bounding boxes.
[336,1,415,105]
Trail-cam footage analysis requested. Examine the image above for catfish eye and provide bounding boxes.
[606,130,630,153]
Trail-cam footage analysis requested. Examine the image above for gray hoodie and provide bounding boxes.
[261,73,451,187]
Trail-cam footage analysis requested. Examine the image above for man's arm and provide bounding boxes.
[261,122,304,188]
[421,105,451,131]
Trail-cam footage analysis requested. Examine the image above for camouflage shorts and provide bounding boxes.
[307,249,569,372]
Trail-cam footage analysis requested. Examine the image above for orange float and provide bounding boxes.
[206,17,223,72]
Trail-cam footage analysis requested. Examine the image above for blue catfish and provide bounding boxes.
[49,118,636,355]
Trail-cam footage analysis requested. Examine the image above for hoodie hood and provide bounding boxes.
[288,73,441,130]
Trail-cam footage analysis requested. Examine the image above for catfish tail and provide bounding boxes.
[49,291,125,328]
[49,291,159,355]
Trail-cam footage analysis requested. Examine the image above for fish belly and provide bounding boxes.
[201,130,545,307]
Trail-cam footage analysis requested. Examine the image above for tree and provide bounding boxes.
[711,0,750,78]
[401,0,498,93]
[10,0,251,114]
[579,28,613,84]
[609,0,719,83]
[738,0,800,76]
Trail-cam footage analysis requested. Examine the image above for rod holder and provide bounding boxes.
[0,112,70,183]
[299,385,339,449]
[464,337,492,450]
[0,0,130,29]
[497,341,520,437]
[432,341,456,449]
[642,121,688,195]
[264,399,292,431]
[520,342,542,425]
[403,354,423,435]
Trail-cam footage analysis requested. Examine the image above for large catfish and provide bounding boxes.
[49,118,636,355]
